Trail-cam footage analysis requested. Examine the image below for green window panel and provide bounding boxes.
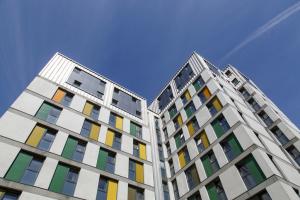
[49,164,69,193]
[212,120,224,138]
[228,135,243,156]
[97,149,108,170]
[36,103,52,121]
[201,155,213,177]
[185,107,193,118]
[243,156,265,184]
[175,135,181,149]
[169,110,176,119]
[62,138,78,159]
[5,152,32,182]
[206,183,218,200]
[130,123,137,137]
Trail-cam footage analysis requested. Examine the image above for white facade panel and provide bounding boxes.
[0,142,20,177]
[74,169,99,200]
[27,77,57,99]
[34,157,58,189]
[56,109,85,134]
[11,92,43,116]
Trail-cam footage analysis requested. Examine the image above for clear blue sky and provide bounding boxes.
[1,0,300,127]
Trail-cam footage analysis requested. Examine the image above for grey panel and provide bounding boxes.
[174,64,195,91]
[158,86,173,111]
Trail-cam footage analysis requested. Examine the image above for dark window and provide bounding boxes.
[168,105,177,119]
[174,64,195,91]
[169,160,175,177]
[287,146,300,165]
[62,169,78,196]
[221,134,243,161]
[158,86,174,111]
[271,126,289,145]
[172,180,180,200]
[247,190,271,200]
[206,179,227,200]
[73,142,86,162]
[248,98,261,111]
[225,70,232,76]
[188,192,201,200]
[112,132,122,150]
[97,178,108,200]
[239,87,250,99]
[163,181,170,200]
[73,80,82,87]
[193,76,205,91]
[185,165,200,190]
[232,78,239,86]
[38,129,56,151]
[20,158,43,185]
[129,159,136,181]
[185,102,196,118]
[258,111,273,127]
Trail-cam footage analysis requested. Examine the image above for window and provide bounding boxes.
[158,145,164,161]
[0,188,20,200]
[206,179,227,200]
[185,165,200,190]
[237,155,266,189]
[166,142,171,157]
[174,131,185,148]
[129,160,144,183]
[187,117,200,136]
[83,101,100,120]
[169,159,175,177]
[239,87,250,99]
[232,78,239,86]
[35,102,62,124]
[128,185,144,200]
[225,70,232,76]
[80,119,100,141]
[52,88,74,107]
[178,147,190,168]
[221,134,243,161]
[195,130,210,153]
[172,180,180,200]
[193,76,205,91]
[73,80,82,87]
[173,114,183,130]
[105,129,122,150]
[97,148,116,173]
[5,152,43,186]
[248,190,271,200]
[181,90,191,105]
[96,177,118,200]
[198,87,211,103]
[160,162,167,178]
[211,115,230,138]
[133,140,147,160]
[163,181,170,200]
[207,97,222,116]
[247,98,261,112]
[271,126,289,145]
[158,86,174,111]
[163,128,168,140]
[201,151,219,177]
[174,64,195,91]
[109,113,123,130]
[185,102,196,118]
[61,137,86,162]
[26,124,56,151]
[287,146,300,165]
[49,164,79,196]
[168,105,177,119]
[258,111,273,127]
[130,122,142,139]
[188,192,201,200]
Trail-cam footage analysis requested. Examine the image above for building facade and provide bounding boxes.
[0,52,299,200]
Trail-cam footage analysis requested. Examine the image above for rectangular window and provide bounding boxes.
[168,105,177,119]
[35,102,62,124]
[239,87,250,99]
[128,185,144,200]
[207,97,222,116]
[187,117,200,136]
[225,70,232,76]
[247,98,261,112]
[178,147,190,168]
[26,124,56,151]
[181,90,191,105]
[188,192,201,200]
[198,87,211,103]
[129,160,144,183]
[193,76,205,91]
[206,179,227,200]
[5,152,43,186]
[105,129,122,150]
[174,130,185,149]
[185,102,196,118]
[211,115,230,138]
[169,160,175,177]
[52,88,74,107]
[133,140,147,160]
[201,151,219,177]
[232,78,239,86]
[158,86,174,111]
[96,148,116,174]
[163,181,170,200]
[172,180,180,200]
[96,177,118,200]
[163,128,168,140]
[61,137,86,162]
[130,122,142,139]
[174,63,195,91]
[195,130,209,153]
[83,101,100,120]
[237,155,266,189]
[271,126,289,145]
[0,188,20,200]
[287,146,300,165]
[49,164,79,196]
[221,134,243,161]
[258,111,273,127]
[185,165,200,190]
[109,113,123,130]
[80,119,100,141]
[173,114,183,130]
[248,190,271,200]
[158,145,164,161]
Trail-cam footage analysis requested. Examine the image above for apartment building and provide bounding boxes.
[0,52,299,200]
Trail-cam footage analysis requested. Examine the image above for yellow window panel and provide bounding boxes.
[177,115,183,126]
[90,123,100,141]
[139,143,146,160]
[107,180,118,200]
[0,189,5,198]
[116,116,123,130]
[187,121,195,136]
[212,98,222,111]
[105,129,114,147]
[184,91,191,101]
[26,125,46,147]
[83,102,93,116]
[178,150,186,168]
[136,162,144,183]
[203,87,211,99]
[52,89,65,103]
[200,131,210,148]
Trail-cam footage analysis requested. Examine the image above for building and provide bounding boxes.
[0,52,299,200]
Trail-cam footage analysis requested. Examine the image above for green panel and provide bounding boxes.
[185,107,192,118]
[212,120,223,138]
[130,123,137,137]
[207,183,218,200]
[169,110,176,119]
[246,156,265,185]
[49,164,69,193]
[61,138,77,159]
[36,103,52,120]
[97,149,108,170]
[5,152,32,182]
[175,135,181,149]
[228,135,243,156]
[202,155,213,177]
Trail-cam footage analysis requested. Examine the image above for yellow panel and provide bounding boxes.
[201,131,210,148]
[187,122,195,136]
[178,150,186,168]
[185,91,191,101]
[107,180,118,200]
[203,87,211,99]
[116,116,123,130]
[139,143,146,160]
[105,130,114,147]
[26,125,46,147]
[0,189,5,198]
[177,115,183,126]
[136,162,144,183]
[52,89,65,103]
[90,123,100,141]
[83,102,93,116]
[212,98,222,111]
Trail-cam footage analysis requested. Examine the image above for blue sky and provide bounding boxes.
[1,0,300,127]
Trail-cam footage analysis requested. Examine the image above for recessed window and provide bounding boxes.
[73,80,82,87]
[225,70,232,76]
[74,67,81,73]
[232,78,239,86]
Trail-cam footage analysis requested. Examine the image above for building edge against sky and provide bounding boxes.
[0,52,299,200]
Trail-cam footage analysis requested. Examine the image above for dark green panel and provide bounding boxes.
[97,149,108,170]
[246,156,265,185]
[61,138,77,159]
[206,183,218,200]
[175,135,181,149]
[212,120,223,138]
[228,134,243,156]
[5,152,32,182]
[202,155,213,177]
[36,103,52,120]
[185,107,192,118]
[130,123,137,137]
[49,164,69,193]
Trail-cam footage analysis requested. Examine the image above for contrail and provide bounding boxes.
[222,1,300,60]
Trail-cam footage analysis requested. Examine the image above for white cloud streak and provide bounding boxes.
[222,1,300,60]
